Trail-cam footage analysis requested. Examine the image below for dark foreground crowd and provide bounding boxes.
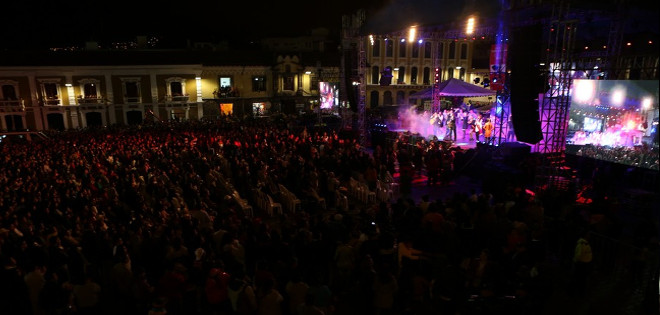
[0,116,657,315]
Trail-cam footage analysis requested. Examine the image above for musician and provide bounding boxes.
[473,116,483,143]
[483,118,494,145]
[446,112,457,141]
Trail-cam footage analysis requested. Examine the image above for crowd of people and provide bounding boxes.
[568,142,659,170]
[0,114,656,315]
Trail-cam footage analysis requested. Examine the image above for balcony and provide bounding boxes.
[123,96,142,104]
[0,99,25,112]
[78,95,107,104]
[161,95,190,103]
[42,97,61,106]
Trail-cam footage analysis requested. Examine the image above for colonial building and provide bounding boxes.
[0,49,341,132]
[362,23,494,109]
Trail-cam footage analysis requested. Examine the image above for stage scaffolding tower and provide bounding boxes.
[535,1,576,157]
[341,10,367,147]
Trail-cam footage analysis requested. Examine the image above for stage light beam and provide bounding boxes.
[466,17,475,35]
[408,26,416,43]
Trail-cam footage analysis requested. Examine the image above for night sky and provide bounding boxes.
[1,0,657,50]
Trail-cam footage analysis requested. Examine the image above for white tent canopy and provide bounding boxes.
[411,78,496,98]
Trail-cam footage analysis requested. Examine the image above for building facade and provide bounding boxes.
[363,26,493,109]
[0,50,340,132]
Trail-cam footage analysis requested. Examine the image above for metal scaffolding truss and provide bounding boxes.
[534,1,576,158]
[341,10,367,147]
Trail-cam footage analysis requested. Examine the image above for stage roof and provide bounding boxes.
[411,78,496,98]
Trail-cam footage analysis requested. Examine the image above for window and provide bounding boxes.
[423,67,431,85]
[424,42,432,58]
[219,77,232,88]
[448,68,454,79]
[252,76,267,92]
[449,41,456,59]
[396,91,405,104]
[399,41,406,57]
[459,68,466,81]
[283,75,295,91]
[310,75,319,91]
[78,78,101,102]
[410,67,418,84]
[438,43,444,59]
[0,81,18,101]
[412,43,419,58]
[383,91,393,105]
[83,83,97,98]
[372,66,380,84]
[217,76,234,97]
[163,77,187,101]
[370,91,379,107]
[372,40,380,57]
[460,43,468,59]
[385,40,393,57]
[170,82,183,96]
[44,83,58,98]
[125,82,139,101]
[121,78,141,103]
[397,66,405,84]
[39,79,61,105]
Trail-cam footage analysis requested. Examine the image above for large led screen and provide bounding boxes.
[319,82,337,109]
[566,80,658,169]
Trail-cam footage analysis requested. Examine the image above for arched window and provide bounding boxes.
[424,42,432,58]
[412,42,420,58]
[0,80,19,101]
[372,66,380,85]
[423,67,431,85]
[459,68,466,81]
[165,77,187,101]
[383,91,393,105]
[460,43,468,59]
[385,39,393,57]
[370,91,379,107]
[399,40,406,57]
[396,91,405,105]
[438,42,444,59]
[372,39,380,57]
[38,79,62,105]
[120,77,142,103]
[410,67,418,84]
[409,91,418,106]
[77,78,102,103]
[449,41,456,59]
[397,66,405,84]
[448,68,454,79]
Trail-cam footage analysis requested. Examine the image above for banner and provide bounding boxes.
[489,44,507,91]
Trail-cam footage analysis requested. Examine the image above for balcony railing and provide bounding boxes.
[162,95,190,103]
[124,96,142,104]
[78,96,107,104]
[42,98,61,106]
[0,99,25,112]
